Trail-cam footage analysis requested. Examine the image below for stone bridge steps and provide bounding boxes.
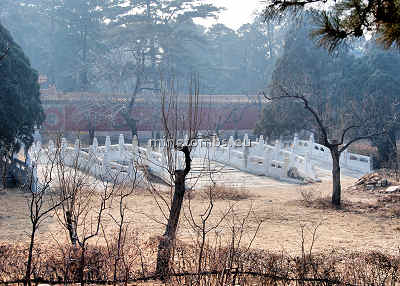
[186,158,295,188]
[185,158,364,189]
[189,158,238,174]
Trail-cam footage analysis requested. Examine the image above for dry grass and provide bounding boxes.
[2,176,400,285]
[300,183,400,219]
[1,238,400,285]
[200,185,254,201]
[2,171,400,265]
[186,185,254,201]
[300,188,354,210]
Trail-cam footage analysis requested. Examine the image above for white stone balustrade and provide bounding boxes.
[291,133,371,174]
[29,131,372,185]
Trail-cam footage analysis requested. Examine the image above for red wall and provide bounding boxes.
[42,101,260,132]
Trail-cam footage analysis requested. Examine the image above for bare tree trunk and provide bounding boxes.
[156,170,186,279]
[88,128,95,145]
[130,119,138,138]
[66,211,77,245]
[79,244,86,286]
[331,147,341,206]
[156,147,191,279]
[25,223,36,286]
[80,23,88,91]
[1,157,7,189]
[123,74,141,139]
[113,221,125,285]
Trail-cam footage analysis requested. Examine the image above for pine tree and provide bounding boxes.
[264,0,400,51]
[0,22,44,159]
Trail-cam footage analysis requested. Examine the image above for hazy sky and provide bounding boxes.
[198,0,265,30]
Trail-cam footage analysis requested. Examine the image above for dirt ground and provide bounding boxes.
[1,167,400,257]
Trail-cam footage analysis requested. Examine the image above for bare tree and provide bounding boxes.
[92,42,161,139]
[214,104,248,138]
[155,77,201,278]
[121,42,161,139]
[265,85,387,206]
[183,185,233,281]
[23,146,69,286]
[53,138,115,286]
[76,95,127,145]
[102,169,140,285]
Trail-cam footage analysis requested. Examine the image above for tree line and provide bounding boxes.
[0,0,287,95]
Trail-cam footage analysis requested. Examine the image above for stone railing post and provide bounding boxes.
[128,160,135,178]
[31,161,38,193]
[33,125,42,144]
[119,134,125,149]
[308,133,315,156]
[48,140,55,153]
[228,136,234,162]
[158,138,164,154]
[74,139,80,151]
[243,134,249,169]
[196,137,202,158]
[283,156,290,178]
[105,136,111,153]
[132,135,138,154]
[304,152,315,179]
[279,135,285,150]
[118,134,125,159]
[74,139,80,165]
[61,138,67,164]
[147,139,153,166]
[102,149,110,179]
[211,135,218,161]
[293,133,299,153]
[36,141,42,154]
[275,139,281,161]
[256,135,264,157]
[90,137,98,156]
[47,140,55,161]
[61,138,67,149]
[93,137,98,149]
[263,148,271,176]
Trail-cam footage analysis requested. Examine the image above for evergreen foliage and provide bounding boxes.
[0,22,44,156]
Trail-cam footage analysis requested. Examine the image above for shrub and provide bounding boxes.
[198,185,253,201]
[1,241,399,285]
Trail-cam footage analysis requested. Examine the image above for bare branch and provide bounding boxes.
[265,85,329,146]
[339,131,386,153]
[339,125,360,145]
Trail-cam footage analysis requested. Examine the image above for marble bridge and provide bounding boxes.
[28,132,372,189]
